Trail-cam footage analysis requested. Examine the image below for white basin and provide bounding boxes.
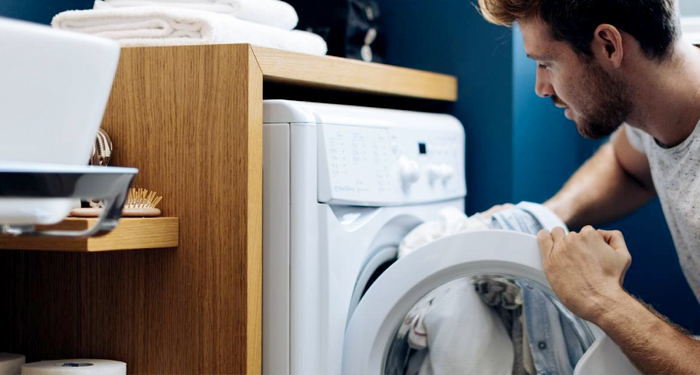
[0,17,121,225]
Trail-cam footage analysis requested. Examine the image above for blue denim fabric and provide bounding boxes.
[490,209,586,375]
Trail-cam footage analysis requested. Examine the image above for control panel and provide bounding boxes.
[317,123,466,206]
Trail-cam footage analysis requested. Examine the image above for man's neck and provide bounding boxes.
[626,42,700,147]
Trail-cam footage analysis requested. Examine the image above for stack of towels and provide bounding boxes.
[51,0,328,55]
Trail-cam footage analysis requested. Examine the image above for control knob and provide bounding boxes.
[427,164,442,185]
[440,164,454,184]
[399,155,420,189]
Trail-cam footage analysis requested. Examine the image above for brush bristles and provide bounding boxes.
[125,188,163,209]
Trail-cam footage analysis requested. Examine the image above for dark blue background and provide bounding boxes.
[3,0,699,333]
[0,0,93,24]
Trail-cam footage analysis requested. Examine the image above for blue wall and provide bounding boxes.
[0,0,93,24]
[4,0,700,332]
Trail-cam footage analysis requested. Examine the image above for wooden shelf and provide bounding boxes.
[251,46,458,101]
[0,217,178,252]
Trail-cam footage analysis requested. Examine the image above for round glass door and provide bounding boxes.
[342,231,597,375]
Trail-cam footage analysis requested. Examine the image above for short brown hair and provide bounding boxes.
[477,0,679,61]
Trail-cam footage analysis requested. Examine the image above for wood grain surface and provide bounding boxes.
[251,46,458,102]
[0,217,179,252]
[0,44,263,374]
[245,50,264,375]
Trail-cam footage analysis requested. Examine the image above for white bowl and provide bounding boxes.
[0,18,120,225]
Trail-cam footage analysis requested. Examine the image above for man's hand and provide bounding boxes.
[478,203,515,219]
[536,226,632,323]
[538,226,700,374]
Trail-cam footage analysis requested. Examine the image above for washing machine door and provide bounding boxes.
[342,230,640,374]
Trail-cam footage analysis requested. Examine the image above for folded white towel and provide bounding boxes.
[51,7,327,55]
[93,0,298,30]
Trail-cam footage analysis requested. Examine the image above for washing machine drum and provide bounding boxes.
[342,230,641,375]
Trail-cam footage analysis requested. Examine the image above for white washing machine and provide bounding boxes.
[262,100,639,374]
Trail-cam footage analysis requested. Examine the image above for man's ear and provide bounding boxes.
[592,24,624,68]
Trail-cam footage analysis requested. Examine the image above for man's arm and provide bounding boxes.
[538,227,700,374]
[599,290,700,374]
[545,129,656,228]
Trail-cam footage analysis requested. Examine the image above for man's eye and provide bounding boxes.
[538,63,549,70]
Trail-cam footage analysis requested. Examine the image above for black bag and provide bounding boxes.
[285,0,386,63]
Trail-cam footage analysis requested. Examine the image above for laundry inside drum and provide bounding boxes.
[384,274,595,375]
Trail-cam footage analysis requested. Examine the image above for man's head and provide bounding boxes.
[478,0,680,139]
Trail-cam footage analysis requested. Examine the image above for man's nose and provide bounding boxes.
[535,69,555,98]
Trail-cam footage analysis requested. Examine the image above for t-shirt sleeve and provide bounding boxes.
[623,123,647,155]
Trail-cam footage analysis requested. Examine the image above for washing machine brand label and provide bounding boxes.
[334,185,357,193]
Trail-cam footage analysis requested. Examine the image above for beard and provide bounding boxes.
[563,60,633,139]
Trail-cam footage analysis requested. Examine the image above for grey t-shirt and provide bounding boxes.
[624,122,700,302]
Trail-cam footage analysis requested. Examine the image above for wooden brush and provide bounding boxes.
[71,187,163,218]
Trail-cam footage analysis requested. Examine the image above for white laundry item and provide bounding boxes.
[398,207,489,258]
[412,278,514,375]
[397,280,456,349]
[93,0,298,30]
[51,7,327,55]
[398,221,447,260]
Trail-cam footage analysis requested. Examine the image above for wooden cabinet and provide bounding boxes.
[0,44,456,373]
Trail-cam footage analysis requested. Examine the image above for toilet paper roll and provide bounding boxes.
[0,353,25,375]
[21,360,125,375]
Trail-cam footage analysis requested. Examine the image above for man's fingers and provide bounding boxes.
[537,229,554,263]
[597,229,627,251]
[480,203,515,219]
[580,225,596,234]
[551,227,566,243]
[537,229,553,249]
[599,230,632,284]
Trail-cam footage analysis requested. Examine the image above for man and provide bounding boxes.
[477,0,700,372]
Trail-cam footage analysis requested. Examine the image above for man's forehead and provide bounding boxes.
[520,18,559,60]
